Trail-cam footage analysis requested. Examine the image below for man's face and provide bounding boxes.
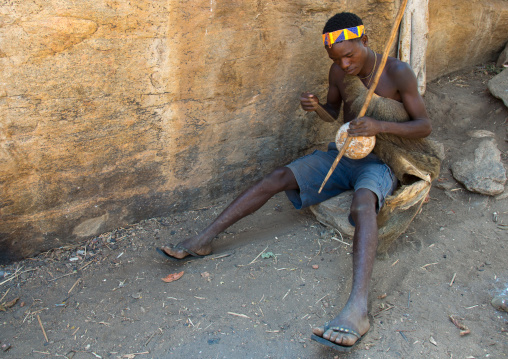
[325,38,367,76]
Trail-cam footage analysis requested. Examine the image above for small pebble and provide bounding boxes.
[312,264,319,269]
[491,295,508,312]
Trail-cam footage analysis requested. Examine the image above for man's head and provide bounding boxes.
[322,12,364,46]
[322,12,370,76]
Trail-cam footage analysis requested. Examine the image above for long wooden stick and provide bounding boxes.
[318,0,409,193]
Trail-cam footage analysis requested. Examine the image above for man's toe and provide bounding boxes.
[321,328,359,346]
[336,333,358,346]
[312,327,325,336]
[162,245,186,258]
[328,330,340,343]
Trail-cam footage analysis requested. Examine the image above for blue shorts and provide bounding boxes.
[285,142,397,210]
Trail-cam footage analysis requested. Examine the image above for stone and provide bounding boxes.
[72,214,109,238]
[451,140,507,195]
[488,69,508,108]
[491,295,508,312]
[497,42,508,68]
[467,130,496,138]
[311,191,355,241]
[435,181,455,191]
[430,139,446,161]
[495,191,508,200]
[311,179,431,254]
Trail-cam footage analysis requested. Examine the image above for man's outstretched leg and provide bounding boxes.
[312,188,378,347]
[160,167,299,259]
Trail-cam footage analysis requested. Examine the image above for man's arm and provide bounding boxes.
[348,62,432,139]
[300,64,343,122]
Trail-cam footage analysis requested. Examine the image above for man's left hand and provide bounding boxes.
[347,117,382,137]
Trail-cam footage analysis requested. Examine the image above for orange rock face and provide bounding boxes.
[427,0,508,80]
[0,0,507,263]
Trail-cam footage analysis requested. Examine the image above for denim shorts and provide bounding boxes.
[285,142,397,210]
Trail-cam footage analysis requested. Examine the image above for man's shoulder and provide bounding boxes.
[384,57,418,94]
[329,63,347,86]
[385,57,413,77]
[329,62,346,77]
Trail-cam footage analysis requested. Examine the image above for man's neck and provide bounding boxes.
[358,49,375,80]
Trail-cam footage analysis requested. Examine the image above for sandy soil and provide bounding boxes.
[0,65,507,359]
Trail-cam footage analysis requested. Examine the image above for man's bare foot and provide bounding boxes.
[312,303,370,347]
[160,240,212,259]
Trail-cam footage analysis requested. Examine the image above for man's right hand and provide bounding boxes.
[300,92,319,112]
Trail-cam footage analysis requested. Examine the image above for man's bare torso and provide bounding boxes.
[333,56,405,122]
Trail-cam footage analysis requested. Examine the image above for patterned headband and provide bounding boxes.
[322,25,365,47]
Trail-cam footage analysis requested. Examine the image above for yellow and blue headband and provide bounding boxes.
[322,25,365,47]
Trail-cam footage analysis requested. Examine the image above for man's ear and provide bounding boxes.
[361,34,369,47]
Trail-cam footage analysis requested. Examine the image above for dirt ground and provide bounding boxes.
[1,65,507,359]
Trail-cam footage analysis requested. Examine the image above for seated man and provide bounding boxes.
[159,12,432,350]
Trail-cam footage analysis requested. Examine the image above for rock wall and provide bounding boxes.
[427,0,508,79]
[1,0,507,263]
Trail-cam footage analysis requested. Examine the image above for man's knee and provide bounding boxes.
[350,189,377,217]
[260,167,298,193]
